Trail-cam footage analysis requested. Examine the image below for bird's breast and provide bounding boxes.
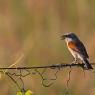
[67,46,77,58]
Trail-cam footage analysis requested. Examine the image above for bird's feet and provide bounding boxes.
[72,58,78,64]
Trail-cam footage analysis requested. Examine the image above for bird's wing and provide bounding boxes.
[68,41,89,58]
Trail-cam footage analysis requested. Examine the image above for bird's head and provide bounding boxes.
[61,32,78,41]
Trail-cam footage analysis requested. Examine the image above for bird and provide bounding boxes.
[61,32,93,70]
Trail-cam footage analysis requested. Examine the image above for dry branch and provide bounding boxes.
[0,63,93,70]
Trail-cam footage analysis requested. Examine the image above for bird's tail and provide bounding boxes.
[83,59,93,70]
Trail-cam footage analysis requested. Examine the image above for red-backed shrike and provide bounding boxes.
[61,32,93,70]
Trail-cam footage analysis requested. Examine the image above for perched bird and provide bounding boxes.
[61,32,93,70]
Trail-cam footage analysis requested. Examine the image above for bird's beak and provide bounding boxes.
[61,35,65,40]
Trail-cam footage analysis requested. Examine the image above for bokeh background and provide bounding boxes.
[0,0,95,95]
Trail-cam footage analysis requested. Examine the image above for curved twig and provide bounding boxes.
[6,72,21,91]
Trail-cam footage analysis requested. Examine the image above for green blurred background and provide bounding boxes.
[0,0,95,95]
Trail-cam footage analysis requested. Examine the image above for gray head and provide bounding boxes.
[61,32,79,41]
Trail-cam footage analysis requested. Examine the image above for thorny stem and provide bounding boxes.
[0,62,93,94]
[0,63,87,70]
